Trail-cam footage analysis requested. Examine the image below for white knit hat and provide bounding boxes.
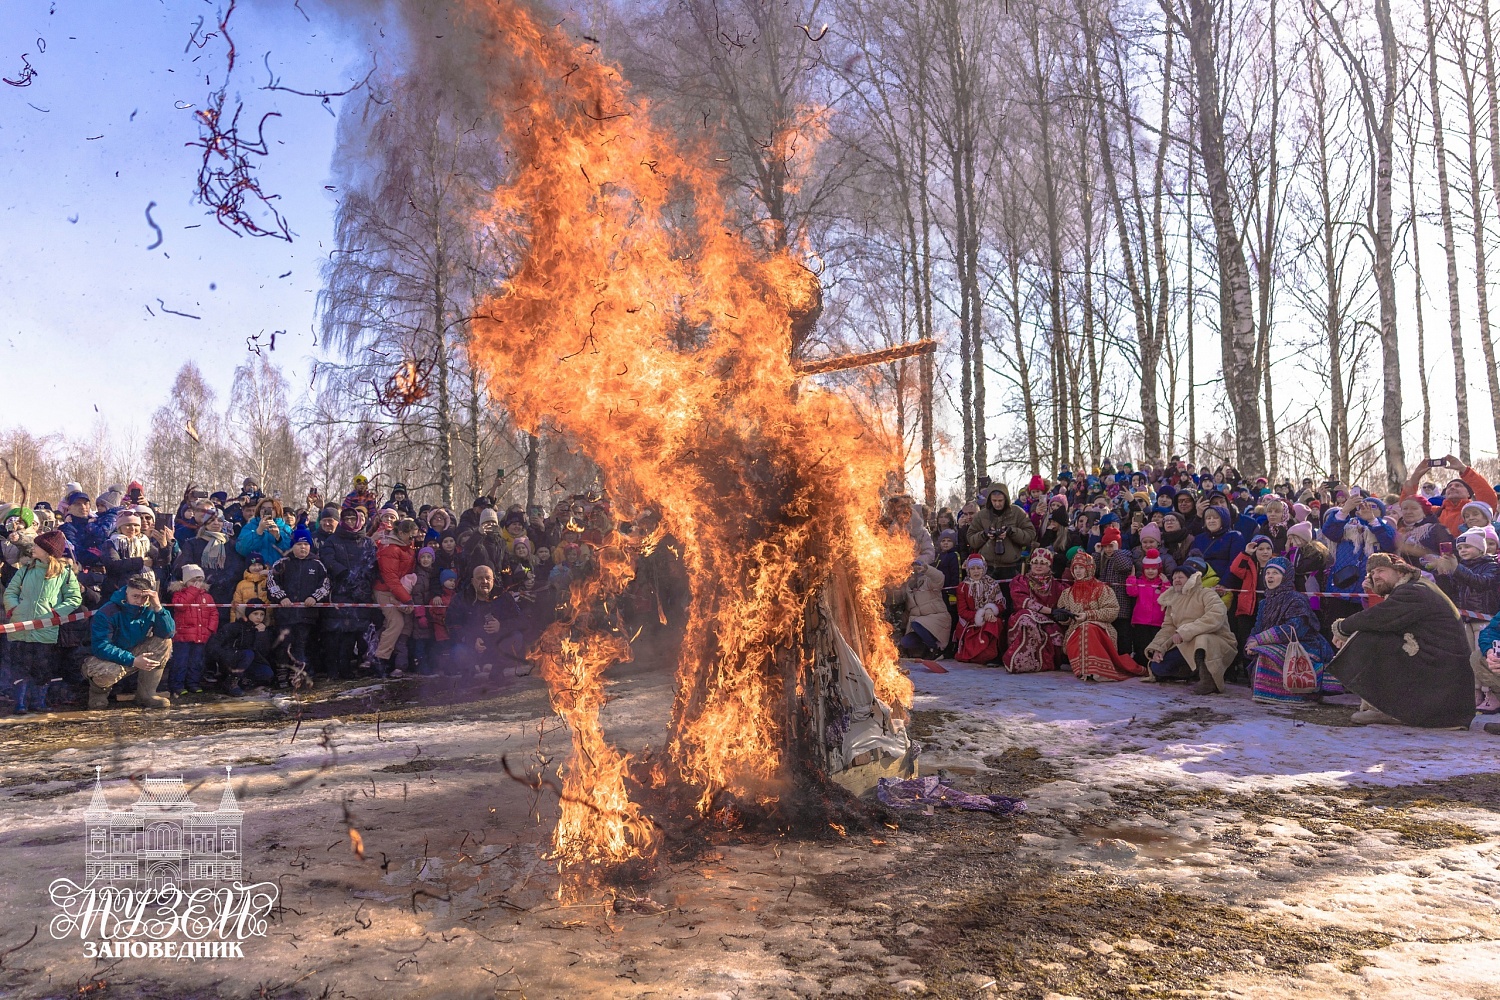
[1458,528,1489,551]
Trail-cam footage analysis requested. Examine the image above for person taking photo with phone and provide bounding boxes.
[1320,491,1396,638]
[1423,528,1500,713]
[1402,455,1499,537]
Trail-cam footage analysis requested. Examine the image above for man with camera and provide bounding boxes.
[966,484,1037,581]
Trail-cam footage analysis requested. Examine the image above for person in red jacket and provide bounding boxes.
[167,564,218,695]
[1402,455,1500,537]
[373,518,418,677]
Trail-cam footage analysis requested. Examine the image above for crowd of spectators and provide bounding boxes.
[4,453,1496,732]
[0,475,663,713]
[885,454,1500,729]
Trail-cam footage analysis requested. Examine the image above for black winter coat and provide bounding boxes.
[268,554,331,626]
[58,567,105,650]
[459,530,507,582]
[209,618,276,664]
[1326,578,1475,728]
[174,533,247,610]
[318,524,377,632]
[101,540,148,600]
[312,527,339,558]
[446,588,522,647]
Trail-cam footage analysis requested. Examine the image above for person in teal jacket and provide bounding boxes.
[1475,615,1500,717]
[2,530,82,713]
[83,574,176,710]
[235,497,292,568]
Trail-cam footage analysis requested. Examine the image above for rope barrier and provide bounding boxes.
[5,584,1493,633]
[0,600,444,635]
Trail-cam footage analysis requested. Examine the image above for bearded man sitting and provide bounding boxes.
[1327,553,1476,728]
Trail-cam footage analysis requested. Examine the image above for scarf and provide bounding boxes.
[110,532,151,560]
[1228,551,1260,616]
[1021,571,1056,603]
[962,575,1004,610]
[1067,575,1108,605]
[1339,517,1381,562]
[1254,576,1306,633]
[199,529,229,571]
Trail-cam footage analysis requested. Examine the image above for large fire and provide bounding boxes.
[463,0,915,872]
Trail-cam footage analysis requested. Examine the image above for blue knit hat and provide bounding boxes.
[439,569,457,585]
[1265,556,1292,580]
[292,525,313,546]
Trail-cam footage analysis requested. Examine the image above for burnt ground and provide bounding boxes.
[1,658,1498,999]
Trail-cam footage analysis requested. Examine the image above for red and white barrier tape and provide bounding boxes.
[0,610,91,635]
[0,600,440,635]
[6,587,1494,634]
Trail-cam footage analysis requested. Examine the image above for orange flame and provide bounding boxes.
[462,0,915,869]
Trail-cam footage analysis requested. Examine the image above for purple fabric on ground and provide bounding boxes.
[877,775,1026,816]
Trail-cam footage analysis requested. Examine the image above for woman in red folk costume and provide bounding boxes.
[955,554,1006,664]
[1058,550,1147,682]
[1003,549,1066,673]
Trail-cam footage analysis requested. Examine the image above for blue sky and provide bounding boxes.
[0,0,1490,479]
[0,0,373,436]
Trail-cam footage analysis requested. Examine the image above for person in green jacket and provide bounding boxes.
[2,530,82,713]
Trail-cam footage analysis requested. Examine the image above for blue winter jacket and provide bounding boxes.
[60,515,88,560]
[234,517,293,568]
[60,509,120,568]
[1191,506,1244,581]
[1436,555,1500,617]
[1233,508,1265,540]
[1320,510,1397,596]
[90,588,176,667]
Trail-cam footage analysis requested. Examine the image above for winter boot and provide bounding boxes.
[1352,700,1401,725]
[1477,687,1500,714]
[12,680,29,715]
[29,679,49,713]
[88,681,112,710]
[1190,649,1219,695]
[136,667,171,709]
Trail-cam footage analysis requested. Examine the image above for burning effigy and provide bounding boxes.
[456,0,917,876]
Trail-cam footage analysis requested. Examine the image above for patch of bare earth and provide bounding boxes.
[3,669,1500,998]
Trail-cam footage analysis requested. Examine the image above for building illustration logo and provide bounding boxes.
[49,768,279,960]
[85,767,243,893]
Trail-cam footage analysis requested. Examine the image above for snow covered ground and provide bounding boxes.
[0,660,1496,999]
[909,663,1500,1000]
[910,661,1496,789]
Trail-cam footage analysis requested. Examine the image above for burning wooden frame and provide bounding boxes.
[445,0,919,881]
